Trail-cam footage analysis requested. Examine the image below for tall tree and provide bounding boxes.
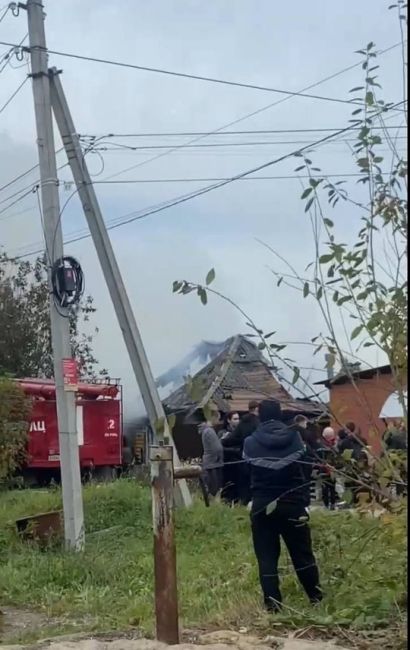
[0,252,105,379]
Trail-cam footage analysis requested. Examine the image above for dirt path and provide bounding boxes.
[0,630,350,650]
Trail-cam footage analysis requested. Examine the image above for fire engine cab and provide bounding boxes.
[17,377,125,484]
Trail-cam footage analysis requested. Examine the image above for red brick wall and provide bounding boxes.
[329,371,400,454]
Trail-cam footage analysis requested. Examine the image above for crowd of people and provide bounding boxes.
[197,401,407,509]
[196,399,407,612]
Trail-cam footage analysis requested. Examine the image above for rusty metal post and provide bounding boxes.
[150,445,179,645]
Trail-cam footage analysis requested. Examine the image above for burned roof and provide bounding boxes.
[163,334,325,417]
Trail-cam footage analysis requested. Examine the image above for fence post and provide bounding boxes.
[150,445,179,645]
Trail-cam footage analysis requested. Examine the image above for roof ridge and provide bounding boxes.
[197,335,241,409]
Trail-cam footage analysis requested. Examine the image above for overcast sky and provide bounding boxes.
[0,0,406,417]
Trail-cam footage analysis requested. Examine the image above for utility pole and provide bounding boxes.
[26,0,84,549]
[49,69,191,507]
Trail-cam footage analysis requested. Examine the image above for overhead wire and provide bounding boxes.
[0,74,28,115]
[89,172,370,185]
[0,185,37,217]
[89,135,407,151]
[95,41,405,182]
[0,3,10,24]
[79,125,407,139]
[13,99,406,259]
[0,149,66,195]
[0,33,28,74]
[0,38,378,107]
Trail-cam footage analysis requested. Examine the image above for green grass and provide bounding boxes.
[0,480,407,645]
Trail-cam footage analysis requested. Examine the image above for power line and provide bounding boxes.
[0,203,36,222]
[0,3,10,24]
[0,162,40,194]
[13,99,406,258]
[79,125,407,139]
[90,136,407,151]
[0,33,28,74]
[0,75,28,115]
[0,39,374,107]
[0,147,68,195]
[89,172,366,185]
[98,42,405,182]
[0,186,36,217]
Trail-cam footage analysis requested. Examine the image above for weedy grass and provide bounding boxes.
[0,480,407,644]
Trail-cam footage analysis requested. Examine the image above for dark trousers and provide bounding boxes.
[251,503,322,608]
[322,478,337,508]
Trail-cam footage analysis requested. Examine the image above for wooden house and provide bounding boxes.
[163,334,325,460]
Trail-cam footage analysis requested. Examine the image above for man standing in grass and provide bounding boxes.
[243,399,322,612]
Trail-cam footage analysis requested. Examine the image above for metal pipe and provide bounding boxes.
[150,445,179,644]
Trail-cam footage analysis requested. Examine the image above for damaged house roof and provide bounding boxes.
[163,334,325,417]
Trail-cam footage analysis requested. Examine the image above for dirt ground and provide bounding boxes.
[0,629,350,650]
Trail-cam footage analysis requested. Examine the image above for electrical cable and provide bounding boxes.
[89,136,407,151]
[79,124,407,139]
[51,186,81,263]
[0,155,67,196]
[0,185,37,216]
[0,203,35,222]
[0,38,378,107]
[0,3,10,24]
[89,172,367,185]
[13,98,406,259]
[34,184,51,264]
[97,42,405,182]
[0,33,28,74]
[0,74,28,115]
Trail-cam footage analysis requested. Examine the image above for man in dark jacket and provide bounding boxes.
[243,400,322,611]
[222,401,260,505]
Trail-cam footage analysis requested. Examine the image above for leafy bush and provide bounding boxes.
[0,378,30,484]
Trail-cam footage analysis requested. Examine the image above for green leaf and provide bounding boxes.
[205,268,216,286]
[305,197,315,212]
[292,366,300,384]
[294,165,305,172]
[338,295,352,305]
[277,277,283,287]
[198,287,208,305]
[342,450,353,462]
[349,86,365,93]
[323,218,334,228]
[172,280,182,293]
[366,91,375,106]
[265,331,276,339]
[319,254,334,264]
[167,414,176,430]
[317,286,323,300]
[303,282,310,298]
[301,187,313,199]
[351,325,364,340]
[266,500,277,515]
[257,342,266,350]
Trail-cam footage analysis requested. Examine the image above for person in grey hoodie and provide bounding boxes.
[197,408,224,497]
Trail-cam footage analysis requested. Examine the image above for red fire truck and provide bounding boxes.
[17,377,125,484]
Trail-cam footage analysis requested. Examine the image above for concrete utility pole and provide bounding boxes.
[26,0,84,549]
[49,69,191,507]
